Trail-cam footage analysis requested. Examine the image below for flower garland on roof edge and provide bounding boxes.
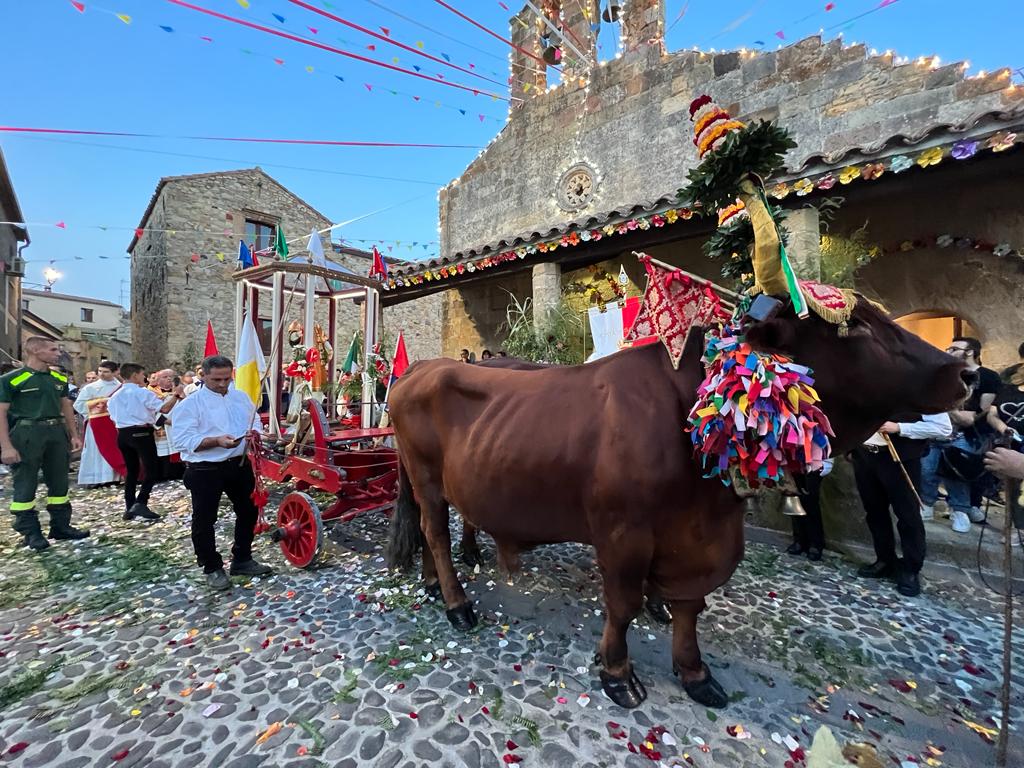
[382,129,1019,292]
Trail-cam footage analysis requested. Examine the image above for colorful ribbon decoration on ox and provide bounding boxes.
[687,328,833,489]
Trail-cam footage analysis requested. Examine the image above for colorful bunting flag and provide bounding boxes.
[70,1,85,12]
[238,240,255,268]
[116,13,131,24]
[274,226,288,259]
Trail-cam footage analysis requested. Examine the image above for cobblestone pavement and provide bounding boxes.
[0,480,1021,768]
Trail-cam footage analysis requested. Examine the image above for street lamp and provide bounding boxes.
[43,267,61,292]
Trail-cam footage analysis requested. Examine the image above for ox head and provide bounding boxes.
[742,298,971,452]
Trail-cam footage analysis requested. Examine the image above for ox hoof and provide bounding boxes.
[460,549,485,568]
[599,666,648,709]
[677,663,728,709]
[424,581,443,600]
[645,596,673,625]
[446,603,478,631]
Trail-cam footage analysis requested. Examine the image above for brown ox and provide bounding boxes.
[387,300,969,709]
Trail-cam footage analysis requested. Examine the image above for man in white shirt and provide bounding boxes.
[184,366,204,396]
[852,412,952,598]
[107,363,182,522]
[172,355,271,591]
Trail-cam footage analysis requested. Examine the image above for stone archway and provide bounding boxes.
[895,310,979,352]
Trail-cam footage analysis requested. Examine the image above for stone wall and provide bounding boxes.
[131,169,332,372]
[440,21,1022,258]
[129,169,444,372]
[440,271,533,359]
[836,152,1024,370]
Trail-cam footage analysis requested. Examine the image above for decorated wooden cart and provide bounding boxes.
[233,255,399,568]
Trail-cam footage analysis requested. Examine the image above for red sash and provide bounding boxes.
[85,384,127,477]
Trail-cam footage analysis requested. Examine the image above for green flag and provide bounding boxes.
[341,333,359,374]
[274,226,288,260]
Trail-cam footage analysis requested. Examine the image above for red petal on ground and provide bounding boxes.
[7,743,28,755]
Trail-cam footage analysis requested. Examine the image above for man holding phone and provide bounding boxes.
[171,355,271,590]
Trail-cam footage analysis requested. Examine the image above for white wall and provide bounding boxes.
[23,292,122,331]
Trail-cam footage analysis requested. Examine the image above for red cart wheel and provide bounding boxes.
[274,491,325,568]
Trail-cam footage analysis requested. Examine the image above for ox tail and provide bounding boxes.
[387,455,422,571]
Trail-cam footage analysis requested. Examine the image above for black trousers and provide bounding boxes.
[183,458,258,573]
[852,448,926,573]
[791,471,825,550]
[116,426,160,511]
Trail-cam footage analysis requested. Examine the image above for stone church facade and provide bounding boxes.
[379,0,1024,369]
[129,168,442,372]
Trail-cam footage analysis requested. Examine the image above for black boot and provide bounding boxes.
[13,511,50,552]
[48,508,90,540]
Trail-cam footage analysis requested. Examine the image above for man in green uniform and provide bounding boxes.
[0,337,87,551]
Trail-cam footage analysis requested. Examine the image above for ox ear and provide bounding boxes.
[743,316,798,356]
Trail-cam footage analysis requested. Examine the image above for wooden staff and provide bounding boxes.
[996,474,1015,767]
[880,433,924,509]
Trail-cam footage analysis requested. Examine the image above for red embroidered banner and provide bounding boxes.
[624,255,729,368]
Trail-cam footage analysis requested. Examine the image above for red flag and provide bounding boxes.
[369,246,389,280]
[390,332,409,386]
[70,0,85,11]
[204,320,219,357]
[372,342,388,378]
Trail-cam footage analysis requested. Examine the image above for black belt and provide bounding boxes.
[117,425,154,431]
[17,418,64,426]
[186,457,249,469]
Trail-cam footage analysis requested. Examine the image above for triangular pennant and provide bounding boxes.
[413,65,421,72]
[380,26,390,36]
[159,25,174,32]
[459,109,466,115]
[416,41,424,49]
[335,74,345,82]
[274,58,284,65]
[272,13,285,22]
[366,44,376,51]
[116,13,131,24]
[236,0,249,8]
[307,26,318,34]
[70,1,85,12]
[441,53,450,61]
[364,83,372,91]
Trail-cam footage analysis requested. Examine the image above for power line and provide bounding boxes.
[285,0,506,88]
[431,0,553,69]
[2,134,447,186]
[164,0,510,101]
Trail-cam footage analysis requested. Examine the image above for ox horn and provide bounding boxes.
[736,176,789,298]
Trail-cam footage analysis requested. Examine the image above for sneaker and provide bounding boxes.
[968,506,986,523]
[229,559,273,577]
[920,504,934,521]
[950,510,971,533]
[205,568,231,591]
[124,503,161,521]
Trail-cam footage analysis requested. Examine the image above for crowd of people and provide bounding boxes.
[788,336,1024,598]
[1,342,270,590]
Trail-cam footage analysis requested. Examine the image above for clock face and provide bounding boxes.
[557,163,597,211]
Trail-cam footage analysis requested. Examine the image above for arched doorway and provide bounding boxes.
[896,310,978,351]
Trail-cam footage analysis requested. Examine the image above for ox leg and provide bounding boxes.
[422,501,478,631]
[420,534,442,600]
[459,520,485,567]
[496,541,521,584]
[669,598,728,708]
[596,553,649,708]
[644,582,673,625]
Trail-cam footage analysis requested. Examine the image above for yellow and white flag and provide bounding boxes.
[235,310,266,406]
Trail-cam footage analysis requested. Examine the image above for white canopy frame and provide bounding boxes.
[232,260,384,434]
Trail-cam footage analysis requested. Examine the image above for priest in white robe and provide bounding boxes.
[73,361,125,486]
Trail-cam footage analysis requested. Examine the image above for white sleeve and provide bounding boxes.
[170,399,204,452]
[73,385,91,416]
[898,412,953,441]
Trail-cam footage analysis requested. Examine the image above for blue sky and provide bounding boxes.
[2,0,1020,304]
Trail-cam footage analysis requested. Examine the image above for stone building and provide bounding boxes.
[129,168,442,372]
[0,147,27,363]
[378,0,1024,369]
